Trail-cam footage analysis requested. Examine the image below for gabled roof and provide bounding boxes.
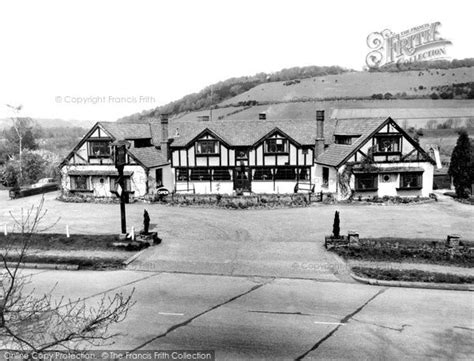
[316,118,387,167]
[99,122,152,140]
[61,121,168,169]
[170,119,320,147]
[316,117,435,167]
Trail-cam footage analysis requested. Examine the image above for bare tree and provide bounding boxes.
[0,196,135,352]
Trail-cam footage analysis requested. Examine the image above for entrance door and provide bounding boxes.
[234,167,251,192]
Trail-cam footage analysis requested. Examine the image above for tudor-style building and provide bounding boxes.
[169,115,320,194]
[59,110,435,199]
[59,120,172,198]
[315,116,435,199]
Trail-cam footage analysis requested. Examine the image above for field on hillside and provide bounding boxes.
[419,128,474,158]
[174,99,474,129]
[219,67,474,106]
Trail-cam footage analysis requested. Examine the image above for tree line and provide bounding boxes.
[117,65,351,123]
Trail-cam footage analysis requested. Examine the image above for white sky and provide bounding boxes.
[0,0,472,122]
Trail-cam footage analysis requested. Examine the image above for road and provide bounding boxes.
[1,191,473,359]
[16,269,474,360]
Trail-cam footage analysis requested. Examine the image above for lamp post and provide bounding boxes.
[112,140,130,234]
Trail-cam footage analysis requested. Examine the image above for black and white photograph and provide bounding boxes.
[0,0,473,359]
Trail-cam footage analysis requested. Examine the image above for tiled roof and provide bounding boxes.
[169,119,320,147]
[99,122,152,140]
[97,122,168,168]
[128,146,168,168]
[316,117,388,167]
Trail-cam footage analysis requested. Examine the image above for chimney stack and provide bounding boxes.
[160,114,169,160]
[259,112,266,120]
[315,110,325,159]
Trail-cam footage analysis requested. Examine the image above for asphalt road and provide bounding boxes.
[2,191,473,359]
[17,269,474,360]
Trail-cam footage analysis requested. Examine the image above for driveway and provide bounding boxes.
[1,190,473,280]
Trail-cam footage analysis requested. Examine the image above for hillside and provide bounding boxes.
[172,99,474,129]
[219,67,474,106]
[118,65,352,122]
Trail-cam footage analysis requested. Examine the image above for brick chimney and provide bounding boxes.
[315,110,325,159]
[160,114,169,160]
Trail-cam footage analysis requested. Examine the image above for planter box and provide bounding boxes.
[325,235,349,249]
[136,231,161,245]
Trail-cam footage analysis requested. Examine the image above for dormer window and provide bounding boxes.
[265,138,288,154]
[335,135,354,145]
[375,135,401,153]
[134,138,152,148]
[89,140,111,158]
[196,140,219,155]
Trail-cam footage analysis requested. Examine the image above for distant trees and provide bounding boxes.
[0,151,53,187]
[373,58,474,72]
[448,130,473,198]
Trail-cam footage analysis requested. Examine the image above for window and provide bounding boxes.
[236,148,249,160]
[274,167,296,180]
[253,168,273,181]
[322,167,329,187]
[355,174,378,191]
[109,176,131,192]
[134,138,152,148]
[176,168,189,181]
[299,167,310,180]
[196,140,219,155]
[155,169,163,187]
[190,168,211,181]
[265,138,288,154]
[70,176,89,190]
[335,136,353,145]
[89,141,111,157]
[375,136,401,153]
[399,173,422,189]
[212,168,232,181]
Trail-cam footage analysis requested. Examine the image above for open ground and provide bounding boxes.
[1,191,473,359]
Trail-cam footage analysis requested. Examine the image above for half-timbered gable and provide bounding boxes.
[60,120,171,198]
[169,119,318,194]
[315,116,435,199]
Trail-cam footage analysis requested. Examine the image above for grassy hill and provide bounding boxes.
[219,67,474,106]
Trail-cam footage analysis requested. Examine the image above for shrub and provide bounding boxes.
[332,211,340,238]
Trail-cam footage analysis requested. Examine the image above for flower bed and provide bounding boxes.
[352,266,474,284]
[332,237,474,267]
[145,193,314,209]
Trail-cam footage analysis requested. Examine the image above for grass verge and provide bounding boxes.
[352,266,474,284]
[0,233,135,270]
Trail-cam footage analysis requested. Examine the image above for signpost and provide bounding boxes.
[112,140,130,234]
